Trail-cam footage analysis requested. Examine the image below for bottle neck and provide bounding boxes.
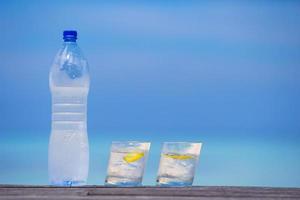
[62,41,78,49]
[63,40,77,45]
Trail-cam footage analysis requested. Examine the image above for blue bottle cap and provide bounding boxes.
[63,30,77,42]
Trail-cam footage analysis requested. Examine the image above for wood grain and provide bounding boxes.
[1,185,300,200]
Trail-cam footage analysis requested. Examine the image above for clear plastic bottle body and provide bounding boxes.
[49,39,90,186]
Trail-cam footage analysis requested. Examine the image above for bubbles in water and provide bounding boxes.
[61,61,83,79]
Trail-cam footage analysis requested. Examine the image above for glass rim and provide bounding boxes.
[162,141,202,145]
[111,141,151,145]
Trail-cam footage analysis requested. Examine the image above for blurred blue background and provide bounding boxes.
[0,0,300,187]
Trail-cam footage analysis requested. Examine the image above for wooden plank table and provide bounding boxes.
[1,185,300,200]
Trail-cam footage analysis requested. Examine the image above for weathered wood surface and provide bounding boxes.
[1,185,300,200]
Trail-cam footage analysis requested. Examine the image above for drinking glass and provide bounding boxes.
[156,142,202,186]
[105,141,150,186]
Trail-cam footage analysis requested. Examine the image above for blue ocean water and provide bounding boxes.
[0,1,300,187]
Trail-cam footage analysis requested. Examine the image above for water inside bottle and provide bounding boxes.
[48,86,89,186]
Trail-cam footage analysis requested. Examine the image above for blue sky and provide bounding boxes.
[0,1,300,186]
[0,1,299,134]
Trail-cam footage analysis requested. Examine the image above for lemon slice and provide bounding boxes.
[164,153,194,160]
[123,152,145,163]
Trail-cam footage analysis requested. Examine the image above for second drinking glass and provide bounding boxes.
[156,142,202,186]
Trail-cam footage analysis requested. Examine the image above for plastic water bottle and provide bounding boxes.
[48,30,90,186]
